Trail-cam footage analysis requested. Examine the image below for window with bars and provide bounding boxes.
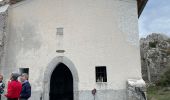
[56,27,63,35]
[95,66,107,82]
[19,68,29,75]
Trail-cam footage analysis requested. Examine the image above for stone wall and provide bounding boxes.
[0,5,8,72]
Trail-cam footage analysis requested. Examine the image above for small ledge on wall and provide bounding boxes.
[56,50,65,53]
[96,82,108,89]
[56,50,65,57]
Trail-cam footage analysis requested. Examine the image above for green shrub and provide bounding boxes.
[156,68,170,87]
[149,41,157,48]
[167,49,170,55]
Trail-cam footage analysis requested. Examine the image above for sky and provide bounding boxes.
[139,0,170,38]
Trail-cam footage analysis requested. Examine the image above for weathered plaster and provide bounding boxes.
[0,0,143,100]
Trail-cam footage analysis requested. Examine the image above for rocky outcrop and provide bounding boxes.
[0,0,24,5]
[140,33,170,83]
[127,79,146,100]
[0,0,9,6]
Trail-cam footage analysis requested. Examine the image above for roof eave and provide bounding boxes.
[138,0,148,18]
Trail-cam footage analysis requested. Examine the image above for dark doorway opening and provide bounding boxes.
[50,63,73,100]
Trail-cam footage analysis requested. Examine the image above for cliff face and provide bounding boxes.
[140,33,170,83]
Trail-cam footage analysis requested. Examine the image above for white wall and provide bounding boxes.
[3,0,141,95]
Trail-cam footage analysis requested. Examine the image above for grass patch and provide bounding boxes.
[147,68,170,100]
[147,86,170,100]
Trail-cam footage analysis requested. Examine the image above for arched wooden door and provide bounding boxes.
[50,63,73,100]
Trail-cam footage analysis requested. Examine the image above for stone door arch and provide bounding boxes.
[43,56,79,100]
